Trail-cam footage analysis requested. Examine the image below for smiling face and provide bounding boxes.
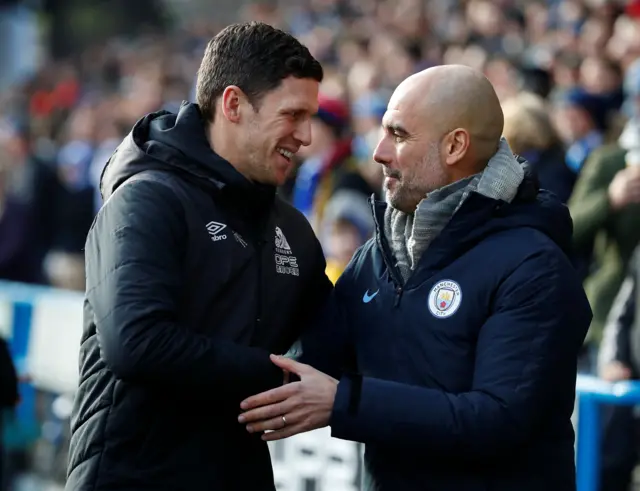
[372,65,504,213]
[235,76,320,186]
[373,87,449,213]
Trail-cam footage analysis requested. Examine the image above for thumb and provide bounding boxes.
[270,354,308,376]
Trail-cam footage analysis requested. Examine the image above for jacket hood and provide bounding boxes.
[100,101,275,205]
[482,162,574,256]
[373,160,574,269]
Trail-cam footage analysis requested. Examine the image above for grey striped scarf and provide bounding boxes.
[384,138,524,282]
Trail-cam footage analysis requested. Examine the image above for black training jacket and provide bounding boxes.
[65,102,332,491]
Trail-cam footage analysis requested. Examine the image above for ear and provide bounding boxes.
[220,85,245,124]
[442,128,471,166]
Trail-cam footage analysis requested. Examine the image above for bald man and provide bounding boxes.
[239,65,591,491]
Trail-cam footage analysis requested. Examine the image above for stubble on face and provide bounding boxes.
[386,142,446,213]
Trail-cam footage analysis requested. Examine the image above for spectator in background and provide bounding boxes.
[580,55,623,104]
[350,92,388,161]
[45,104,96,291]
[322,175,376,284]
[291,94,353,231]
[0,117,55,284]
[291,94,383,282]
[553,87,609,175]
[0,141,35,283]
[569,58,640,357]
[519,66,553,99]
[88,116,124,214]
[597,244,640,491]
[502,91,576,203]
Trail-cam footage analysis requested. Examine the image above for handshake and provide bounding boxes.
[238,355,339,441]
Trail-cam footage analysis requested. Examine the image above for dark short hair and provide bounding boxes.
[196,22,324,122]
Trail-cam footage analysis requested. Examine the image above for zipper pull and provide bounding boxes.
[394,286,403,307]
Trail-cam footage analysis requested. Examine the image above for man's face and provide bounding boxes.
[241,76,319,186]
[373,99,448,213]
[553,105,593,143]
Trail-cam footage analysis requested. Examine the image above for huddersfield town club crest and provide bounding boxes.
[428,280,462,318]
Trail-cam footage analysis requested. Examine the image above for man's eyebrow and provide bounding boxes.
[384,122,410,136]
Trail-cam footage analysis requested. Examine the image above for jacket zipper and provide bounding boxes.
[255,239,266,329]
[378,242,404,307]
[371,202,404,306]
[388,264,404,307]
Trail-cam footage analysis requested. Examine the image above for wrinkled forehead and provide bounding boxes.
[381,108,404,131]
[381,95,426,135]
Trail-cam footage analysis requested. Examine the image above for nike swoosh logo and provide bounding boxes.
[363,289,379,303]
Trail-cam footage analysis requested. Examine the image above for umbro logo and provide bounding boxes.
[206,221,227,242]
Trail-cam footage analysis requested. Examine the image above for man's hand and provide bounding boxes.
[238,355,338,441]
[608,166,640,210]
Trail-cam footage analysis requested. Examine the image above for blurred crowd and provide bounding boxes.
[1,0,640,323]
[4,0,640,487]
[0,0,639,318]
[2,0,640,410]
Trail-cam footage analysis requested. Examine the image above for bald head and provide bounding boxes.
[392,64,504,166]
[374,65,505,213]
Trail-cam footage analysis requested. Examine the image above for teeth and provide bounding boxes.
[278,148,294,159]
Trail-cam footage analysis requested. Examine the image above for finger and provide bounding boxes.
[241,384,297,411]
[261,422,307,441]
[246,416,283,434]
[270,354,310,376]
[246,412,300,433]
[239,399,294,424]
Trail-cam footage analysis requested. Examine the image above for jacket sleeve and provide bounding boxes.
[86,179,283,402]
[330,249,591,459]
[598,259,638,370]
[568,147,617,248]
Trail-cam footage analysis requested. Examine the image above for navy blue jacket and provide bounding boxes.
[301,169,592,491]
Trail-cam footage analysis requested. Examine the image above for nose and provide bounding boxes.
[373,135,392,166]
[294,118,312,147]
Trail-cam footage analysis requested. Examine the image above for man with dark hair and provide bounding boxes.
[65,22,330,491]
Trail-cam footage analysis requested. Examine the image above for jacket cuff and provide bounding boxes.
[330,372,363,440]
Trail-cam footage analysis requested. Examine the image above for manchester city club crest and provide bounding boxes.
[428,280,462,318]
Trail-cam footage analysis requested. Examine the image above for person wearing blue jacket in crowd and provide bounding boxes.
[239,64,592,491]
